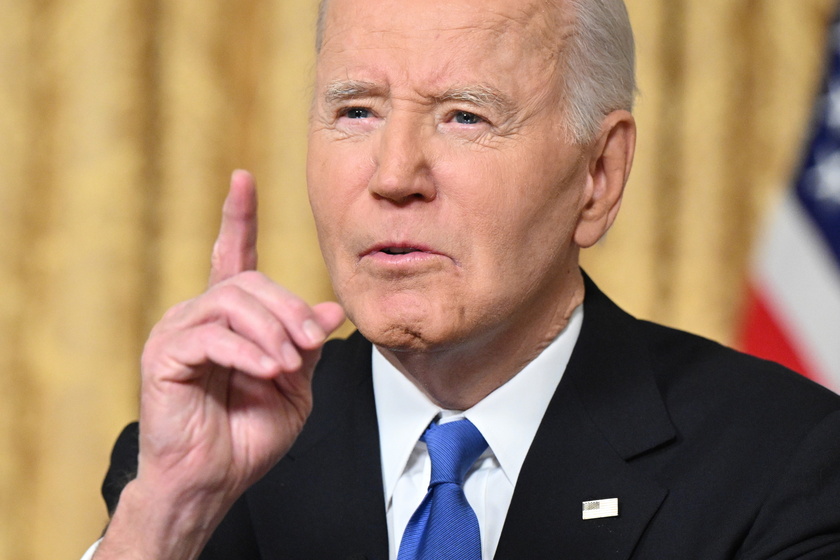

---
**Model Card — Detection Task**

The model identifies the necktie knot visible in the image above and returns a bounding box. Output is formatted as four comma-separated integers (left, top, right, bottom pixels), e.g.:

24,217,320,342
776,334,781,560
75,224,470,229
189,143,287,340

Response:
421,419,488,487
398,418,488,560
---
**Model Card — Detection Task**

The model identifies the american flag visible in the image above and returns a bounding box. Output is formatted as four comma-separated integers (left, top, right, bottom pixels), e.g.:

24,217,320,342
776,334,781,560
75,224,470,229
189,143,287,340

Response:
738,9,840,394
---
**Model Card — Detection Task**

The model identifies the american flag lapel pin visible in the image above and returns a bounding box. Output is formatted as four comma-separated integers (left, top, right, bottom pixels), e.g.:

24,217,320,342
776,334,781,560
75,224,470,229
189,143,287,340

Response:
582,498,619,520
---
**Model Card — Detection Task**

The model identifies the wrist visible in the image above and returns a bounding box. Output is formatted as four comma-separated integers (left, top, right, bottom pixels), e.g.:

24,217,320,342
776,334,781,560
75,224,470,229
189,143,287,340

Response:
95,478,231,560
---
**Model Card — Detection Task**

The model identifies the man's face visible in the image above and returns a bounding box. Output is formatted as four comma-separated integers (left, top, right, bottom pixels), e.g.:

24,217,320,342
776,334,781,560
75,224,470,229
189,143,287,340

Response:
308,0,593,353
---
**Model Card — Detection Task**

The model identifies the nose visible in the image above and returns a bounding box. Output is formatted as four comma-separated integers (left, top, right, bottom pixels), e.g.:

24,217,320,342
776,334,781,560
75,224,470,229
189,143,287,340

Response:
368,113,436,204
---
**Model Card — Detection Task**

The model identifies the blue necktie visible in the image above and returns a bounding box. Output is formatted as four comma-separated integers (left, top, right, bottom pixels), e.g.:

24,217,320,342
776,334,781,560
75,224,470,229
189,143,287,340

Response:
398,418,488,560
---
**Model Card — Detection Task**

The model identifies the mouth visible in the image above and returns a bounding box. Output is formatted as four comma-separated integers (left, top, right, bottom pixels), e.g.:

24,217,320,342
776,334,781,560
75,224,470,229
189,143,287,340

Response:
379,247,424,255
358,242,456,272
364,243,437,257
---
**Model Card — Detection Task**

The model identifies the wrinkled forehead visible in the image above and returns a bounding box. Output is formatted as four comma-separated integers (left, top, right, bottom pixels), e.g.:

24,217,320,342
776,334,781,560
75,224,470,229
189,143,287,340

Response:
317,0,570,62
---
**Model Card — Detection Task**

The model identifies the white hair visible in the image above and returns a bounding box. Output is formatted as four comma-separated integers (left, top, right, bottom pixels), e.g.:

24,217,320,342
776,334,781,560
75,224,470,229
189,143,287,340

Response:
314,0,636,144
563,0,636,143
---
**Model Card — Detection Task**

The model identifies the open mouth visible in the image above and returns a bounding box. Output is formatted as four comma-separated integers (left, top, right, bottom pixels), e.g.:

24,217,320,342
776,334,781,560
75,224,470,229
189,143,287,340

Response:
380,247,422,255
362,242,442,262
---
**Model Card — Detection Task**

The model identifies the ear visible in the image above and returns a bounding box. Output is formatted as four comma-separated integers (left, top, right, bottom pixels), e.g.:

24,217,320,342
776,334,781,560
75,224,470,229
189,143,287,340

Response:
573,110,636,248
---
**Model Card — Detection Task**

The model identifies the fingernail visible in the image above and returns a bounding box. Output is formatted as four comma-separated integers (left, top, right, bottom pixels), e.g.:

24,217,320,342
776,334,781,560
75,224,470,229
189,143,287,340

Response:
281,342,302,369
302,319,326,345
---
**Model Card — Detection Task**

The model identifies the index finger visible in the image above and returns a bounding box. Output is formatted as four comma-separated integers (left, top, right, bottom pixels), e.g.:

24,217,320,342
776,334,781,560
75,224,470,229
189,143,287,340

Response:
209,170,259,287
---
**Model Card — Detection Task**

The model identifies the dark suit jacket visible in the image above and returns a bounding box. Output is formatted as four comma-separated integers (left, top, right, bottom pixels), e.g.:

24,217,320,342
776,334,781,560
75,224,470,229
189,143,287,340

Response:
102,276,840,559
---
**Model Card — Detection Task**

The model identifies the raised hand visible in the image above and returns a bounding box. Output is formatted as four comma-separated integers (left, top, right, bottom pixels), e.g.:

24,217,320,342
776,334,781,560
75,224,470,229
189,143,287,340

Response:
95,171,344,560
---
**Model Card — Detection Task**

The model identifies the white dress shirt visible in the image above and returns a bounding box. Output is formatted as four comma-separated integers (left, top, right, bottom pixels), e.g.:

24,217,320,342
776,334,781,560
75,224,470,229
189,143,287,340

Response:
373,304,583,560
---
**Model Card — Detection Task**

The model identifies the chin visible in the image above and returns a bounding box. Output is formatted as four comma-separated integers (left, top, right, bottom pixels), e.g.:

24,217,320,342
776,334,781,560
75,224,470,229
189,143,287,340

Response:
364,325,435,352
346,298,456,354
351,310,435,351
336,276,483,352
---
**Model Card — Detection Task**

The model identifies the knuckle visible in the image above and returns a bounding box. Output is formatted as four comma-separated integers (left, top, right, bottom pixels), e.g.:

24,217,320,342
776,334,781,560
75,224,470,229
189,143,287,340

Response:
191,333,215,360
140,340,159,369
233,339,259,363
196,323,224,346
237,269,266,286
196,325,237,365
212,283,245,308
140,334,172,377
283,297,311,319
263,316,289,342
160,299,191,322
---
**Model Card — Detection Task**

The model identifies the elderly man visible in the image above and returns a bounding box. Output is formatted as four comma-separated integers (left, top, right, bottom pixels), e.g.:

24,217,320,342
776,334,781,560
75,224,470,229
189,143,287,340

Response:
88,0,840,558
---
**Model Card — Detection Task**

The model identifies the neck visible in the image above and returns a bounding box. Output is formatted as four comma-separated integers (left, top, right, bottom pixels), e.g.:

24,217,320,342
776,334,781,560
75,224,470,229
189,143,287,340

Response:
376,272,585,410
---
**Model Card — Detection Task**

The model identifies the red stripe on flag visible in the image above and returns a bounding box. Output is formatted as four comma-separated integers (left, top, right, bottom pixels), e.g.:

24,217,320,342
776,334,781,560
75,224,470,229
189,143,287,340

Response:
737,283,822,383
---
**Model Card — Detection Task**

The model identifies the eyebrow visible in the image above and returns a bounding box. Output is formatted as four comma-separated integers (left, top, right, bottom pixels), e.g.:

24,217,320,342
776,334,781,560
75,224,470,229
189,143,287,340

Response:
435,85,516,117
323,80,388,105
323,80,515,116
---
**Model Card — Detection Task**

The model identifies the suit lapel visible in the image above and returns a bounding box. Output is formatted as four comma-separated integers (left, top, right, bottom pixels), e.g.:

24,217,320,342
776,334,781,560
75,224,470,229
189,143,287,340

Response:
495,276,674,560
248,333,389,560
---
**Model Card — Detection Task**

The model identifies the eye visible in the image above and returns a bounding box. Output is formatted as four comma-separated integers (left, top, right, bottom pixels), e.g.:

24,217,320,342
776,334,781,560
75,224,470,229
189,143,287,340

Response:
453,111,483,125
343,107,372,119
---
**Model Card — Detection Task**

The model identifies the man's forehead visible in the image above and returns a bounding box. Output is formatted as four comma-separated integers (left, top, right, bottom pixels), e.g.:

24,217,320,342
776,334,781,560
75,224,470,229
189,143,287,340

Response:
319,0,571,53
312,0,578,122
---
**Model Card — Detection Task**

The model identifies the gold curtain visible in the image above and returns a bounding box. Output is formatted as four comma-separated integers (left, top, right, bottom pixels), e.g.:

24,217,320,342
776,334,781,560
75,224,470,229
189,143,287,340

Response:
0,1,835,558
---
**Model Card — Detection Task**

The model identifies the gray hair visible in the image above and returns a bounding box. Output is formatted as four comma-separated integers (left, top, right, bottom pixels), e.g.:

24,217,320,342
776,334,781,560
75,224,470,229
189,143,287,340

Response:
564,0,636,142
315,0,635,144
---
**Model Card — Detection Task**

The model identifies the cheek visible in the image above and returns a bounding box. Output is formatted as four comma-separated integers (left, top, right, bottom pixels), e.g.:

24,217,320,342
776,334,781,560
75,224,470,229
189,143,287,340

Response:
308,137,372,235
444,151,584,287
439,148,578,237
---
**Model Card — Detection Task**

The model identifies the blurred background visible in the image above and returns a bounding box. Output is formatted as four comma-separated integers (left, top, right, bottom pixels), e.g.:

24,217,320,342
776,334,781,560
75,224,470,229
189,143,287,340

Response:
0,0,837,558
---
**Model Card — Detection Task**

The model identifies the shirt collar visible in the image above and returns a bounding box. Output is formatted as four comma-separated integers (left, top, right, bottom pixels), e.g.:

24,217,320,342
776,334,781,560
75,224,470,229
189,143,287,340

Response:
373,304,583,504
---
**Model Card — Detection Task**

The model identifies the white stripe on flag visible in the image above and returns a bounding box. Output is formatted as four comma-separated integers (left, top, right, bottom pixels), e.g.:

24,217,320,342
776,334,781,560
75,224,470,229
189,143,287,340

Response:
755,192,840,390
